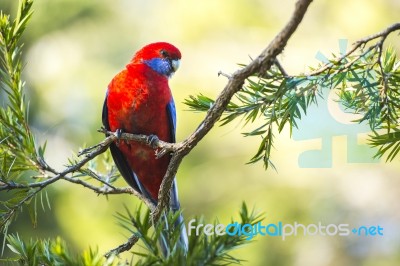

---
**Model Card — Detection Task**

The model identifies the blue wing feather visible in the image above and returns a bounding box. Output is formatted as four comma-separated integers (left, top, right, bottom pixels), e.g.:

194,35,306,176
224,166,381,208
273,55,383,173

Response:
166,99,180,210
166,99,188,249
166,100,176,143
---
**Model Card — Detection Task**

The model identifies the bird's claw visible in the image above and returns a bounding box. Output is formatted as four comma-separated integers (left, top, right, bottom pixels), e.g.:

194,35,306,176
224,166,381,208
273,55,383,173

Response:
155,149,168,159
147,134,159,149
113,129,124,145
115,129,123,139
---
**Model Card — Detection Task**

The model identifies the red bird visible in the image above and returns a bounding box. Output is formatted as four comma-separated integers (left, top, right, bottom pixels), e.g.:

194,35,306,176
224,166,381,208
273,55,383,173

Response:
102,42,188,252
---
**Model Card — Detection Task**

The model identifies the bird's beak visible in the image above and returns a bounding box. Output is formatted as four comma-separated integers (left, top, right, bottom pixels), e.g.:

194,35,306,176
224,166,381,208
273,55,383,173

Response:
171,59,180,72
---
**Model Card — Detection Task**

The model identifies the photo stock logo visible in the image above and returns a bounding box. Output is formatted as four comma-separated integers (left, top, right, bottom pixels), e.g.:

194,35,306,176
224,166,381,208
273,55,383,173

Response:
293,39,379,168
187,219,384,241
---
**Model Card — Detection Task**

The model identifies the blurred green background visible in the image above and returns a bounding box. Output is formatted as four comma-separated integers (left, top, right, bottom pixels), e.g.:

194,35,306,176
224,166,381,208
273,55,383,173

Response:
1,0,400,265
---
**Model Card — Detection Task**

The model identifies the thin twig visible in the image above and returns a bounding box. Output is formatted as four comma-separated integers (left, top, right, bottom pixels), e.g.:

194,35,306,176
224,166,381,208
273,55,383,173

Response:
79,168,118,190
274,59,289,77
218,71,232,79
104,234,140,258
61,176,155,209
308,22,400,76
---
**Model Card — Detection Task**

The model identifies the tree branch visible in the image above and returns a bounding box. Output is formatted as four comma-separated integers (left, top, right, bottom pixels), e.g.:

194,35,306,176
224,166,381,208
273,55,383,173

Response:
0,131,156,228
104,234,140,258
308,22,400,76
151,0,314,222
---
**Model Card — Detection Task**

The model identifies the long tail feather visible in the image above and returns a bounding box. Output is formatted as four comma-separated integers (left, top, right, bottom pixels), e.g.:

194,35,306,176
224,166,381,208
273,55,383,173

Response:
158,179,188,256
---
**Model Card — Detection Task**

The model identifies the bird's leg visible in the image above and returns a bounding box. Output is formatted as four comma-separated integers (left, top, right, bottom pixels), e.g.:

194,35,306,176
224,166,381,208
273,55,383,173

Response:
147,134,160,149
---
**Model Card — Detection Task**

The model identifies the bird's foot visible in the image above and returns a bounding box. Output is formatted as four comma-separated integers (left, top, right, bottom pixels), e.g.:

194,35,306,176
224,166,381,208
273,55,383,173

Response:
115,129,123,139
113,129,124,145
147,134,159,149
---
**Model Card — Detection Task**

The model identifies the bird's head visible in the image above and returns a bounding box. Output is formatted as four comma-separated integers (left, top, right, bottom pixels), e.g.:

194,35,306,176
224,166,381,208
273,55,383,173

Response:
131,42,181,78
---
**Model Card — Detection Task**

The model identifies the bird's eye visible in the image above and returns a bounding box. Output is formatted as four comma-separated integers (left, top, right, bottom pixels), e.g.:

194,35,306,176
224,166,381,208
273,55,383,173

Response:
160,50,169,57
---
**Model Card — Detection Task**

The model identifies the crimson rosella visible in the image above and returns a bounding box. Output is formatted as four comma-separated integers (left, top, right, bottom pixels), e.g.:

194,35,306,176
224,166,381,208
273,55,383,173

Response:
102,42,188,253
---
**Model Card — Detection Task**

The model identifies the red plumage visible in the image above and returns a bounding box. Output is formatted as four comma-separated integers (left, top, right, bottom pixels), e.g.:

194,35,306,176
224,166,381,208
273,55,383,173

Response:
103,42,188,253
104,42,181,201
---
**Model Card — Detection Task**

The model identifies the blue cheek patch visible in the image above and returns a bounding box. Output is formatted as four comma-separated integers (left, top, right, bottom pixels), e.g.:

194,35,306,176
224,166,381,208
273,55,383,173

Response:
144,58,173,77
